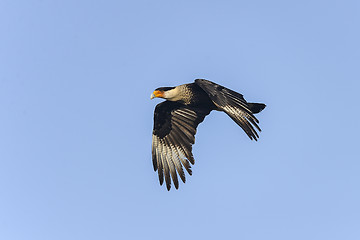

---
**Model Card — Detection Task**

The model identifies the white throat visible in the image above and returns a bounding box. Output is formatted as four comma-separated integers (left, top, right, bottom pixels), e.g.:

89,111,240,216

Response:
163,87,182,101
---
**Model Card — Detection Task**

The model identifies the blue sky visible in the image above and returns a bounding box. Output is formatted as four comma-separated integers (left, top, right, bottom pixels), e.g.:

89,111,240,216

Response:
1,0,359,239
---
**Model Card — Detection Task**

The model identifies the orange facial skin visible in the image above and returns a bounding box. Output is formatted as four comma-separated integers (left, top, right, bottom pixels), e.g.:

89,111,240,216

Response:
151,90,164,99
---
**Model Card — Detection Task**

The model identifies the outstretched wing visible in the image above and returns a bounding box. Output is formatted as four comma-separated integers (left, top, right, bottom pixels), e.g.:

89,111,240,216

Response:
195,79,264,141
152,101,211,190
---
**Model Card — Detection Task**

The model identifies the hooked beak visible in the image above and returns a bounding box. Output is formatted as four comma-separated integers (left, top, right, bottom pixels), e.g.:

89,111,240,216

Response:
150,90,164,100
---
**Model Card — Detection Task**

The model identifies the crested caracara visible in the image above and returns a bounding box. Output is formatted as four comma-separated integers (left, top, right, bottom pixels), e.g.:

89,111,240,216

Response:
151,79,266,190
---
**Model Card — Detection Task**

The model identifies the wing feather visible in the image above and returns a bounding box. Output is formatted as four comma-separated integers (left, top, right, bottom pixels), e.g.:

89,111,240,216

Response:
195,79,263,141
166,133,192,175
163,137,179,189
160,140,171,190
152,101,211,190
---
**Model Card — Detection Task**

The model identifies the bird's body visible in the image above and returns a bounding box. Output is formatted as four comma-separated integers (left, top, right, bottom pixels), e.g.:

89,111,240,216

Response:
151,79,266,190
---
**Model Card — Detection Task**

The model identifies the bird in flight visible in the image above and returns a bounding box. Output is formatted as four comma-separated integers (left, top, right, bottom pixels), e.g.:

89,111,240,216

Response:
150,79,266,190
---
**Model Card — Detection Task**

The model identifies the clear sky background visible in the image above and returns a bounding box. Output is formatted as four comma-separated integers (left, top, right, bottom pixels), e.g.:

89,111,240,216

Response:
1,1,359,239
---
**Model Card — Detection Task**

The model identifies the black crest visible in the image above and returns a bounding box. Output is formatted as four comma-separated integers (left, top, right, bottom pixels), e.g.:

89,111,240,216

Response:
155,87,175,91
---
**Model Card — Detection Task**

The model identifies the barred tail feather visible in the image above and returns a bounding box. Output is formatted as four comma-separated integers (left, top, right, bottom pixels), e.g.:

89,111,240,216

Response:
247,103,266,114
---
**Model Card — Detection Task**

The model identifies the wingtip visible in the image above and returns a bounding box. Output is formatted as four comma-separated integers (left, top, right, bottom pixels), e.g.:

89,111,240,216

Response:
159,174,164,186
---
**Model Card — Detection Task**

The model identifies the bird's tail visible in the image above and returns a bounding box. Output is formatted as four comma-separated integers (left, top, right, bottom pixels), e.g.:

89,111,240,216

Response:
248,103,266,114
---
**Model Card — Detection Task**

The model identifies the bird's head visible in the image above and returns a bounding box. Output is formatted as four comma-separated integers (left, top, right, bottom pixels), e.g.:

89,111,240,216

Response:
150,87,176,100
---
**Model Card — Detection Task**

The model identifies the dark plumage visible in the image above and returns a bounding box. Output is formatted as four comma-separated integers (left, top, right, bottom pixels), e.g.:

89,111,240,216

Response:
150,79,266,190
